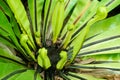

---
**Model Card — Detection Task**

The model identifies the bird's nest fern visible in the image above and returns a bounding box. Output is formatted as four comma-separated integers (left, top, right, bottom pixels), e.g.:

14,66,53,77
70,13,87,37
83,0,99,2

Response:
0,0,120,80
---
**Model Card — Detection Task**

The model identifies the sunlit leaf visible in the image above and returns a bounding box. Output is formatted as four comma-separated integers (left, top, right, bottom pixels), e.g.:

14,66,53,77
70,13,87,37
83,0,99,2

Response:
0,62,25,79
78,14,120,56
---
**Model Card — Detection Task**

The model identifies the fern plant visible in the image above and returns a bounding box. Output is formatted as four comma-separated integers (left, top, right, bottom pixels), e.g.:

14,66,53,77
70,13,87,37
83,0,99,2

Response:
0,0,120,80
